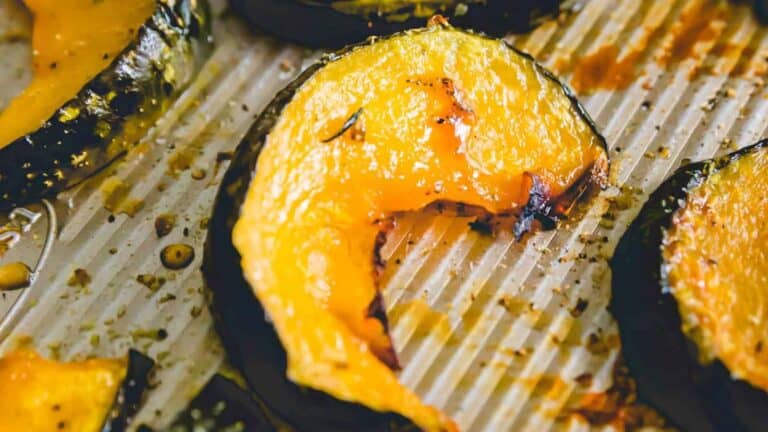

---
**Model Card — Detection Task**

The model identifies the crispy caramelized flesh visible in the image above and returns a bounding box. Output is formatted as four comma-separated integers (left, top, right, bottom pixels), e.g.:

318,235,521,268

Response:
663,147,768,392
234,27,606,431
0,0,155,147
0,350,126,432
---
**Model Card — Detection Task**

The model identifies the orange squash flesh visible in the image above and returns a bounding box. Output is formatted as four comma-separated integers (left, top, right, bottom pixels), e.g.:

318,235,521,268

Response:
233,27,606,431
0,349,126,432
0,0,155,148
663,148,768,392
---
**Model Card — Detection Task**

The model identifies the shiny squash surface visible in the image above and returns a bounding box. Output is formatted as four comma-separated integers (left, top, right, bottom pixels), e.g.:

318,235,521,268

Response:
611,141,768,432
206,22,607,431
0,0,211,210
0,349,153,432
230,0,560,47
0,0,154,147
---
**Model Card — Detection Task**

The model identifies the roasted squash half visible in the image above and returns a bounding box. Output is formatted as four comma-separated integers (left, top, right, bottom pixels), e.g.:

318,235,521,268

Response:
204,21,607,432
0,0,211,211
610,141,768,432
230,0,560,47
0,348,153,432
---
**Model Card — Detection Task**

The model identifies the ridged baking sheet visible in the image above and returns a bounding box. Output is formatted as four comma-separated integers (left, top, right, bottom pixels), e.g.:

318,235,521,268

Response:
1,0,766,430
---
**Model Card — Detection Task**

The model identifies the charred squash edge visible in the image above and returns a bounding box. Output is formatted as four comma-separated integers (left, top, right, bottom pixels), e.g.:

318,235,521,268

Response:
0,0,212,211
229,0,560,48
204,24,606,431
609,141,768,432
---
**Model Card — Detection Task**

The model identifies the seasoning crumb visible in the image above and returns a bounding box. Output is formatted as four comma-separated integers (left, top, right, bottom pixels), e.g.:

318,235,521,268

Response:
137,274,166,292
131,328,168,342
67,268,91,288
154,213,176,238
497,296,526,315
199,217,210,230
570,298,590,318
191,167,206,180
158,293,177,304
279,59,295,73
160,244,195,270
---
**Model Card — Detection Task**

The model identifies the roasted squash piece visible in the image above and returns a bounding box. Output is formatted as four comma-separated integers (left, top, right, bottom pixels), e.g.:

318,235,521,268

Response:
0,349,153,432
0,0,211,210
611,141,768,432
205,22,606,431
230,0,560,47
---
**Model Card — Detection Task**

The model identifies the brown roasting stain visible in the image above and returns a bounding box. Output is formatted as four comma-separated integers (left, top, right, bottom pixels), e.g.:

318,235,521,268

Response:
656,0,729,66
563,0,737,94
570,45,644,94
389,299,452,343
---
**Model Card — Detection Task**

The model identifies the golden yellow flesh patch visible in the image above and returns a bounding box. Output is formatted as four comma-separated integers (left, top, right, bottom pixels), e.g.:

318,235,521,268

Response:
663,148,768,391
0,0,155,148
234,28,604,431
0,349,126,432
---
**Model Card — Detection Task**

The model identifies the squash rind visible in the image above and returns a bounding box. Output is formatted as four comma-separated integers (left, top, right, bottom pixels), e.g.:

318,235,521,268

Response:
102,349,155,432
160,374,277,431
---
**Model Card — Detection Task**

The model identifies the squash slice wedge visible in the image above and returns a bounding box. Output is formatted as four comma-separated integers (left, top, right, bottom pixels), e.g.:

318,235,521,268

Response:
205,22,607,431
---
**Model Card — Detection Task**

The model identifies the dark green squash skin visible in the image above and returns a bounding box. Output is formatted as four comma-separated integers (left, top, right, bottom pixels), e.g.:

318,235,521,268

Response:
102,349,155,432
0,0,212,211
229,0,560,48
154,374,276,431
202,25,606,432
609,141,768,432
